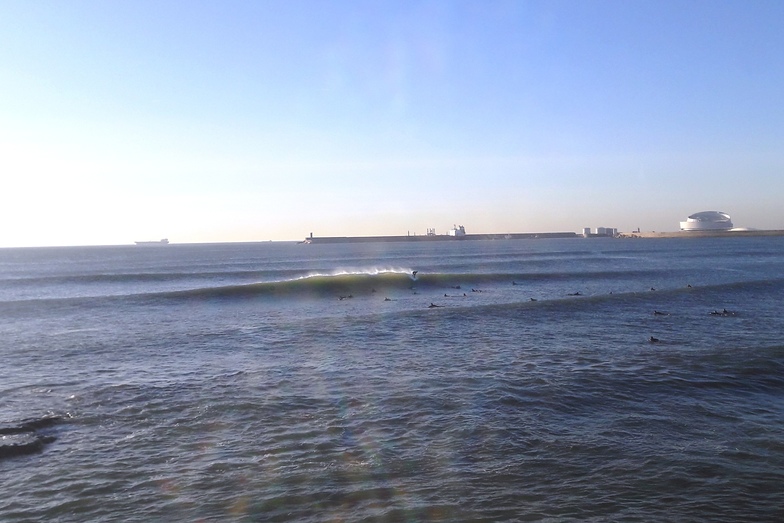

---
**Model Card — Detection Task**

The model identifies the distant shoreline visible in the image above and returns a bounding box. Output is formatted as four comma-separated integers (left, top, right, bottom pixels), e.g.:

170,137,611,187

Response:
305,229,784,244
619,230,784,239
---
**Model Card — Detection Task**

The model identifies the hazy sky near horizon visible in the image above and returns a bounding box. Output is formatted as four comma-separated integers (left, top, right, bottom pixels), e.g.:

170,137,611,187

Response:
1,0,783,246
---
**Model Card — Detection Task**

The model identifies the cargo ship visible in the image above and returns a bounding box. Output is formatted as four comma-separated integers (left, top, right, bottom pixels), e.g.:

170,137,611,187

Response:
134,239,169,245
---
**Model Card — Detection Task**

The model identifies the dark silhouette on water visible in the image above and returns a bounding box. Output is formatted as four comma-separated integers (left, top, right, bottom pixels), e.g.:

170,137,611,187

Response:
711,308,735,316
0,416,63,460
649,336,660,343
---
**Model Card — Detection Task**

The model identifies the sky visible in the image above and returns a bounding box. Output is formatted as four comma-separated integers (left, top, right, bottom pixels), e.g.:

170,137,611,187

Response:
1,0,783,246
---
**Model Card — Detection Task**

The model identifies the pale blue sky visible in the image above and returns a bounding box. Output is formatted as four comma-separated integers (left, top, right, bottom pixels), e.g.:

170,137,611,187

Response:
1,0,782,246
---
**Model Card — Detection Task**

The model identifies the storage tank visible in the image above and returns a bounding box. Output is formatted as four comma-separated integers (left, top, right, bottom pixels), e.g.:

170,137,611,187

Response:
680,211,733,231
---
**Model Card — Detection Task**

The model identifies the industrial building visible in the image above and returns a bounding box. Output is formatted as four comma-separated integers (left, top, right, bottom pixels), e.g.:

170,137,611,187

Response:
582,227,618,238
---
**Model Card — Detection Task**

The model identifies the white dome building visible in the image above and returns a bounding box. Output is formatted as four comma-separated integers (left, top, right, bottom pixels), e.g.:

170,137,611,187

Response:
680,211,733,231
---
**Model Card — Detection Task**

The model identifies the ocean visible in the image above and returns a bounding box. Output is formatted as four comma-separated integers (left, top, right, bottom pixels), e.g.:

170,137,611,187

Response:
1,237,783,522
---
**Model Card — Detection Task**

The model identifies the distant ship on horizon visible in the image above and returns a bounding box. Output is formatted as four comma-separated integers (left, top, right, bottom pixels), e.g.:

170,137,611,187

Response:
135,239,169,245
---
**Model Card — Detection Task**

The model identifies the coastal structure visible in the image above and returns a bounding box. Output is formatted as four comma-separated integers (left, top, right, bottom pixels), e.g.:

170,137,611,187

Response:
582,227,618,238
679,211,733,232
304,228,577,244
447,225,466,237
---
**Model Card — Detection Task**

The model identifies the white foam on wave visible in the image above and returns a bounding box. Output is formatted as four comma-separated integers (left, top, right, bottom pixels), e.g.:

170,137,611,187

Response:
298,267,414,280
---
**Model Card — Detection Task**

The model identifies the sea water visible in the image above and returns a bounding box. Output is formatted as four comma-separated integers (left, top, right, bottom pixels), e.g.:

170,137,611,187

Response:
1,237,783,522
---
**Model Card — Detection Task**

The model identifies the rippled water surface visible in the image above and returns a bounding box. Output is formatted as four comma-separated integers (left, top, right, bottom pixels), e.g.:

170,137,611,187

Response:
2,238,783,521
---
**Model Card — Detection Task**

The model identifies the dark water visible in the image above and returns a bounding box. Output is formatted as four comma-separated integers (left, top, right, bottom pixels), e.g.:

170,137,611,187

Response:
1,238,783,521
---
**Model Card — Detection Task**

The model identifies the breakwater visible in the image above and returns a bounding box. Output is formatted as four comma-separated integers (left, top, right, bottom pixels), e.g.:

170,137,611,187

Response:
305,232,578,244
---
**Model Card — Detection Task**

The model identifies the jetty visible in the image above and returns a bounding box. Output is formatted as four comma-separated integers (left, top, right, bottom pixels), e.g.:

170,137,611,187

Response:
303,231,578,244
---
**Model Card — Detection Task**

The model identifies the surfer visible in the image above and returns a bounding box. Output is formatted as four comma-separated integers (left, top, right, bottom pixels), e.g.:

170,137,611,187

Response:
428,303,441,308
384,297,391,301
715,308,734,316
568,291,581,296
653,310,668,316
649,336,660,343
412,270,418,277
530,297,537,302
